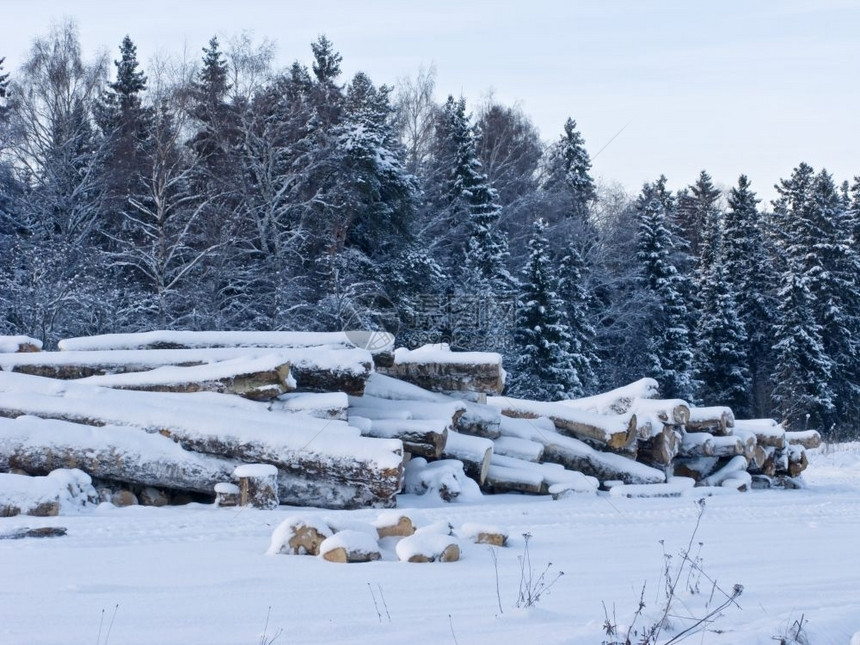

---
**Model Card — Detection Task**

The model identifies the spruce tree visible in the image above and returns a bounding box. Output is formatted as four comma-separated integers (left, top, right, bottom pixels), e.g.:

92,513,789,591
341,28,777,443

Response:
542,117,596,221
635,178,696,401
509,218,581,400
557,248,600,395
722,175,775,416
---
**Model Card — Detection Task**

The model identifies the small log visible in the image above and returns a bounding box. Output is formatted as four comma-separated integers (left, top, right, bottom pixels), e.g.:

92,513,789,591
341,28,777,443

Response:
686,406,735,435
488,396,637,453
775,445,808,478
374,514,416,538
629,399,691,426
483,463,544,495
709,435,746,458
396,533,460,563
358,418,449,459
734,419,786,449
214,483,241,507
0,526,66,540
268,516,333,555
347,394,465,427
0,336,42,353
785,430,822,450
233,464,279,510
673,457,720,482
679,432,715,458
269,392,348,420
492,436,544,462
320,530,382,563
441,431,493,485
699,456,749,487
377,346,505,395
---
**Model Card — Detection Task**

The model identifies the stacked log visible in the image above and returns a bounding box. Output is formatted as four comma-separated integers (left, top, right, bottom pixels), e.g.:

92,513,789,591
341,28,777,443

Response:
0,333,818,514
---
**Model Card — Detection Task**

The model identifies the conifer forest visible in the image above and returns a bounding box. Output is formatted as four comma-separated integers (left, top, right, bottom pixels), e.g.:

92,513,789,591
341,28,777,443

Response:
1,22,859,438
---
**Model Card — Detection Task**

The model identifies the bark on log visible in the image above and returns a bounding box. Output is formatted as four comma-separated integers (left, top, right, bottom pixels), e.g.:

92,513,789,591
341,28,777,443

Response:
489,396,637,453
441,431,493,486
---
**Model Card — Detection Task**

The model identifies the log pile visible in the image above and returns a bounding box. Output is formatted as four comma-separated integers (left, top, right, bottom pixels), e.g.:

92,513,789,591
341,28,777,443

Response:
0,332,816,515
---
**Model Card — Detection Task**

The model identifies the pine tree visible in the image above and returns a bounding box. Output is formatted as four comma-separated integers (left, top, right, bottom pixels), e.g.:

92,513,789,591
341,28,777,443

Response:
509,219,582,400
0,56,9,120
635,178,696,401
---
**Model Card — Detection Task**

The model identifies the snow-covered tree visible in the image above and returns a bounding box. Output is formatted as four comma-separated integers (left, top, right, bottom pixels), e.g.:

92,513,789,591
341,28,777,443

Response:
542,118,596,221
635,177,696,401
508,218,582,400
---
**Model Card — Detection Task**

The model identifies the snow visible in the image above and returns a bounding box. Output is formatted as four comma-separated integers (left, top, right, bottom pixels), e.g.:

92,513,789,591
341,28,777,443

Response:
232,464,278,479
457,522,506,541
403,458,482,502
558,377,660,414
0,468,96,514
271,392,348,419
392,344,502,366
0,335,42,353
58,330,394,353
1,445,860,642
213,483,239,494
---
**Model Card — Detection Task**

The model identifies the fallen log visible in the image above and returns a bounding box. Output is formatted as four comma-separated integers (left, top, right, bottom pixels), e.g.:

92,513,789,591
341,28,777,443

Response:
686,406,735,435
0,372,404,509
488,395,637,453
441,431,493,485
700,456,750,490
775,445,808,478
0,468,95,517
0,415,237,494
0,346,374,395
76,356,294,401
376,345,505,395
233,464,279,510
679,432,716,458
347,394,465,427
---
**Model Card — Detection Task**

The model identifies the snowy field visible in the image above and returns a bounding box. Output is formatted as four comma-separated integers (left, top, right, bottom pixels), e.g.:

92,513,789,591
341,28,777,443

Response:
2,445,859,645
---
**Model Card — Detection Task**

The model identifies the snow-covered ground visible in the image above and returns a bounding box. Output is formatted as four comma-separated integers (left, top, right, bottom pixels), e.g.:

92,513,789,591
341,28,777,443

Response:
2,445,859,645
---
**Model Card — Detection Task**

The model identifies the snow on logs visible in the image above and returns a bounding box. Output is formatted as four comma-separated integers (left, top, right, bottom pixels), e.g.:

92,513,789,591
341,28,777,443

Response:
0,346,374,396
0,372,403,509
488,395,638,453
0,336,42,354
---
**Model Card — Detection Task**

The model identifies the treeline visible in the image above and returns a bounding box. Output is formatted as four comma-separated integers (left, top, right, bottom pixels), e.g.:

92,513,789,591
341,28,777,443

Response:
0,22,858,437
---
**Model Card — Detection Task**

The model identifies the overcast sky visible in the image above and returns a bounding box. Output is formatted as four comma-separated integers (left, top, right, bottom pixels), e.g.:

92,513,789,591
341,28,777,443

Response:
4,0,858,202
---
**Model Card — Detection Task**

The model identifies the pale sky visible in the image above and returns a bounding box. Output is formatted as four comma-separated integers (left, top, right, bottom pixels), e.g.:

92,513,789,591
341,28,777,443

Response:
4,0,859,203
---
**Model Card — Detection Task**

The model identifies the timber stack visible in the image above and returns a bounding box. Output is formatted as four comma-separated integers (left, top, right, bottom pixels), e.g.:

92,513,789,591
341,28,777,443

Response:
0,332,816,516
